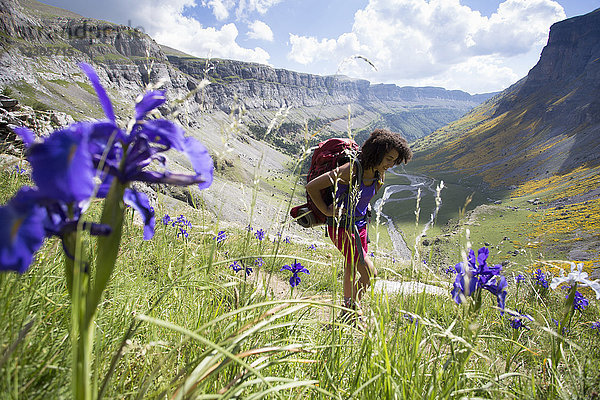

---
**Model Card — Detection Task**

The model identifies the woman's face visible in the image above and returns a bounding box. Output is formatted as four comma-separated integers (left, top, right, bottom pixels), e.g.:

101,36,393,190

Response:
376,149,400,173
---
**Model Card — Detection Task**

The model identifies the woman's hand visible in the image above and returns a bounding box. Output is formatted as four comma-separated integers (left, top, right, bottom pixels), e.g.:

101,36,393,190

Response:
306,162,352,217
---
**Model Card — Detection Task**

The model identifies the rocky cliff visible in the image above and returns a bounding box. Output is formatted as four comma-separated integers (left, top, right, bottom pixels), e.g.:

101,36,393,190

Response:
413,7,600,186
0,0,493,144
0,0,494,229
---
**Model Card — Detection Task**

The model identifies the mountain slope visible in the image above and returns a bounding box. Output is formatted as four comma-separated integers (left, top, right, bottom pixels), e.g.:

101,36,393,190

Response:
410,8,600,268
0,0,495,144
0,0,496,231
412,8,600,189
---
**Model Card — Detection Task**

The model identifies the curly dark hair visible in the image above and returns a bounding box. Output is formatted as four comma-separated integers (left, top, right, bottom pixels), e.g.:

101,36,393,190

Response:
359,129,413,171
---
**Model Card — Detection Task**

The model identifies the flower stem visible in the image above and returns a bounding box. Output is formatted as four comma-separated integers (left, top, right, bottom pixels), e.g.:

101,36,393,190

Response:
68,229,92,400
87,179,127,319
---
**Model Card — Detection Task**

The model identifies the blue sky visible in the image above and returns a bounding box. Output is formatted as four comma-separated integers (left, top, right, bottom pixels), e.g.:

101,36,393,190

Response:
39,0,599,94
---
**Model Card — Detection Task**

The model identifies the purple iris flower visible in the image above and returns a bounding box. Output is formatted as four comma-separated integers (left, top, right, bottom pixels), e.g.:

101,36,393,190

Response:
254,229,265,241
0,188,47,273
230,261,242,272
571,290,589,312
214,230,227,244
1,63,215,274
591,321,600,334
533,269,549,289
255,257,264,267
509,310,533,330
281,260,310,287
451,247,507,310
516,274,525,283
79,63,213,191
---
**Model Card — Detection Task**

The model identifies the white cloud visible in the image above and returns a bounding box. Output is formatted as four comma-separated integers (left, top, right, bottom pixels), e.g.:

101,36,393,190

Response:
206,0,233,21
131,0,271,63
288,0,566,93
202,0,283,20
247,20,274,41
234,0,283,18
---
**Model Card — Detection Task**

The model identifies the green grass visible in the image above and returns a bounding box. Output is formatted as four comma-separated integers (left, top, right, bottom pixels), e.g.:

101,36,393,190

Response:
1,159,599,399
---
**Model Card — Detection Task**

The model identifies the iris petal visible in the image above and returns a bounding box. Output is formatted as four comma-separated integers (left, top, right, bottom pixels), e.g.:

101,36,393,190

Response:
135,90,166,121
13,126,35,147
133,119,185,150
123,189,155,240
28,125,95,203
79,62,116,123
183,137,214,190
0,188,47,274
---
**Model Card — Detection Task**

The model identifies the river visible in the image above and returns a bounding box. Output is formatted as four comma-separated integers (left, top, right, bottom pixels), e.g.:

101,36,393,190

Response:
374,168,438,260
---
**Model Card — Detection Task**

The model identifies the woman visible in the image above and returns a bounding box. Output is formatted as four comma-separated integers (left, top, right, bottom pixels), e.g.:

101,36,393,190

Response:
306,129,413,320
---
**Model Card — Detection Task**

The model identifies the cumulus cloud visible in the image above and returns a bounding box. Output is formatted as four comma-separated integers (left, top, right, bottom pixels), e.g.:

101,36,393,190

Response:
247,20,274,41
288,0,566,92
202,0,283,20
206,0,233,21
132,0,271,63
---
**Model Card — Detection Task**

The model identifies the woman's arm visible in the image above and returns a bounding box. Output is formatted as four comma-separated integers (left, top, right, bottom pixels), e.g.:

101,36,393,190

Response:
306,162,352,217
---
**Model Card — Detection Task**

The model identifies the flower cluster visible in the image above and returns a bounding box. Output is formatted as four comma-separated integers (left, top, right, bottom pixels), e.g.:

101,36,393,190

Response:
214,230,226,244
230,260,252,276
515,274,525,283
451,247,507,310
1,63,213,274
162,214,192,238
281,260,310,287
172,215,192,238
442,265,456,276
532,269,549,289
254,228,265,241
508,310,533,330
403,313,419,326
571,290,589,312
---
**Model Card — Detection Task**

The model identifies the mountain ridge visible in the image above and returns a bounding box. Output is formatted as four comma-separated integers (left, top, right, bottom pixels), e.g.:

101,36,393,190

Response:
0,0,496,143
412,7,600,188
410,7,600,266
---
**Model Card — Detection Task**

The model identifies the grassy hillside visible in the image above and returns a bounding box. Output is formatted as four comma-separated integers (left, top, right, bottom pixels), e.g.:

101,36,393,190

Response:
2,151,600,399
406,81,600,277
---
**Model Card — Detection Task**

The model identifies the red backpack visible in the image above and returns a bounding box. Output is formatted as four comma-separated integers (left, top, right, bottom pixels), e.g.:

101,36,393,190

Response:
290,138,359,228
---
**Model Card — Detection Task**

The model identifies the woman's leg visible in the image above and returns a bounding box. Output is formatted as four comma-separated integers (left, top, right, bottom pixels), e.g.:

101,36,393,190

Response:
355,255,377,302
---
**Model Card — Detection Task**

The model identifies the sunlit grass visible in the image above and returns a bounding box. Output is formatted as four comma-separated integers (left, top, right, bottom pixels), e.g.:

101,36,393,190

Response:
2,156,599,398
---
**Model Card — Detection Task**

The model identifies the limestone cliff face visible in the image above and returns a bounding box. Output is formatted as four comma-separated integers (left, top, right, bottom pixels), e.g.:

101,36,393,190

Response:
527,8,600,88
496,8,600,128
0,0,493,145
168,55,488,114
414,7,600,189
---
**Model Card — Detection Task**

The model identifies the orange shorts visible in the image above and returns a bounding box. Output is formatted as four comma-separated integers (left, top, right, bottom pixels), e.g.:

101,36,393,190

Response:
327,224,368,266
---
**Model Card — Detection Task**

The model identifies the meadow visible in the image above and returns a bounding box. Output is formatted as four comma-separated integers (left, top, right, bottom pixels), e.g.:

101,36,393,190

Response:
1,64,600,400
2,147,600,399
